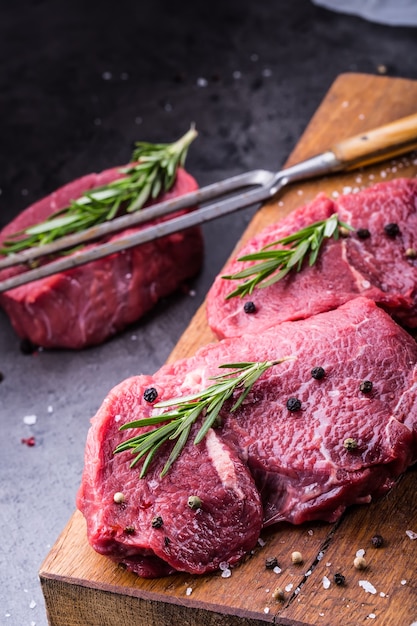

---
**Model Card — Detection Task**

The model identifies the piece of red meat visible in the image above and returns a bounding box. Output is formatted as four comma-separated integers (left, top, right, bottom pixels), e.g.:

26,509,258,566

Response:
77,297,417,577
206,178,417,339
0,167,203,349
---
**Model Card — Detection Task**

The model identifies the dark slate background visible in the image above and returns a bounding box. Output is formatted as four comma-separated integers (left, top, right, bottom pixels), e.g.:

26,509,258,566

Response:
0,1,416,624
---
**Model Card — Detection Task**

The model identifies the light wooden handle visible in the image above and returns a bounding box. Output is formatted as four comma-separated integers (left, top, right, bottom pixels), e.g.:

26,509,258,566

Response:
331,112,417,169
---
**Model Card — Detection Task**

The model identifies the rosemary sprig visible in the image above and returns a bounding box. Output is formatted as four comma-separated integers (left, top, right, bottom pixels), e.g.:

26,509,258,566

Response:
222,213,353,299
0,126,197,255
114,357,293,478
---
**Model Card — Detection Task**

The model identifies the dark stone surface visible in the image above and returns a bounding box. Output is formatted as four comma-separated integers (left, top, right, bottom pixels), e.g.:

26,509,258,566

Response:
0,1,416,623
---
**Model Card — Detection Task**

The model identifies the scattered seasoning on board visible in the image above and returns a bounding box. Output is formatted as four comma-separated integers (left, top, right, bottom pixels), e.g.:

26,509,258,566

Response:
371,534,384,548
291,551,303,564
354,556,367,570
384,222,400,237
334,572,346,586
113,492,125,504
286,397,302,412
151,515,164,528
143,387,158,403
356,228,371,240
272,587,285,602
243,301,257,314
360,380,373,394
311,366,325,380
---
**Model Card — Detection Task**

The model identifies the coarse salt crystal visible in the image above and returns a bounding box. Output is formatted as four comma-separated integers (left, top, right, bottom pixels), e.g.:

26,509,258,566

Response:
185,587,193,596
221,568,231,578
308,529,314,536
29,600,37,609
356,548,365,558
326,562,331,567
401,579,407,585
47,405,53,413
258,537,266,547
332,191,340,198
114,414,121,423
322,576,331,589
273,566,282,574
317,551,324,561
285,583,293,592
359,580,377,594
219,561,229,571
406,529,417,540
23,415,37,425
380,591,386,597
305,569,312,576
264,607,270,614
368,614,376,619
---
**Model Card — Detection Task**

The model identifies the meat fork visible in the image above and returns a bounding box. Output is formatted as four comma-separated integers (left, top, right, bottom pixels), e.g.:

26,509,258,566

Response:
1,111,417,293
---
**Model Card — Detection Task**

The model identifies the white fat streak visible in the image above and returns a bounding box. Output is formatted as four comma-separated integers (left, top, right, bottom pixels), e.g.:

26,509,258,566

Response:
206,430,244,499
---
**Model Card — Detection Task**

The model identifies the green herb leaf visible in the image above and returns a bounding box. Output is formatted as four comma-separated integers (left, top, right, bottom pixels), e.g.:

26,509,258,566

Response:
0,126,197,256
223,213,353,299
114,357,294,478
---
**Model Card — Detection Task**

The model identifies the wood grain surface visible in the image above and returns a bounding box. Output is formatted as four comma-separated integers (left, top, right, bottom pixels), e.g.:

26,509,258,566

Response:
40,73,417,626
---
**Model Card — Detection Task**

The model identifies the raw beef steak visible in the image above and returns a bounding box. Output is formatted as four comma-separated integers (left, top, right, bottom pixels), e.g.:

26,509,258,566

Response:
206,178,417,339
77,297,417,577
0,167,203,349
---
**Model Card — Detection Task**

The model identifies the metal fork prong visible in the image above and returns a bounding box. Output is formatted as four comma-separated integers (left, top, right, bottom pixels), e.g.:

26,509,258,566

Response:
0,169,274,270
0,181,277,293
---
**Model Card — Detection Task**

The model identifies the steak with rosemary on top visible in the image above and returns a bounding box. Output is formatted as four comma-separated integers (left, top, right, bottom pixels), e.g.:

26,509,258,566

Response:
206,178,417,339
0,167,203,349
77,297,417,577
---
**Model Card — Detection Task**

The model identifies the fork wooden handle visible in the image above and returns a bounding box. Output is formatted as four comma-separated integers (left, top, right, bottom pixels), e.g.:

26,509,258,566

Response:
331,112,417,169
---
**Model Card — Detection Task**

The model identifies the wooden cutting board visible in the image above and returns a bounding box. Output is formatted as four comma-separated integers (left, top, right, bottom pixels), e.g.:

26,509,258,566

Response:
40,73,417,626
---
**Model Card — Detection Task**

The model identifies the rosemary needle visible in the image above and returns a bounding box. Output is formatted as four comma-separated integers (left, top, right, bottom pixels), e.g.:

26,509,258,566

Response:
0,126,197,255
114,357,293,478
222,213,353,299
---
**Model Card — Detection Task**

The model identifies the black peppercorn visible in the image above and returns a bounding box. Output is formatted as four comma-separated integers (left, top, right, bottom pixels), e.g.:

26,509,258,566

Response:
151,515,164,528
243,301,257,314
265,556,279,570
20,338,37,355
334,572,346,586
311,366,325,380
164,536,171,546
384,222,400,237
356,228,371,240
360,380,373,394
286,397,302,412
0,371,4,383
124,526,135,535
144,387,158,403
371,534,384,548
